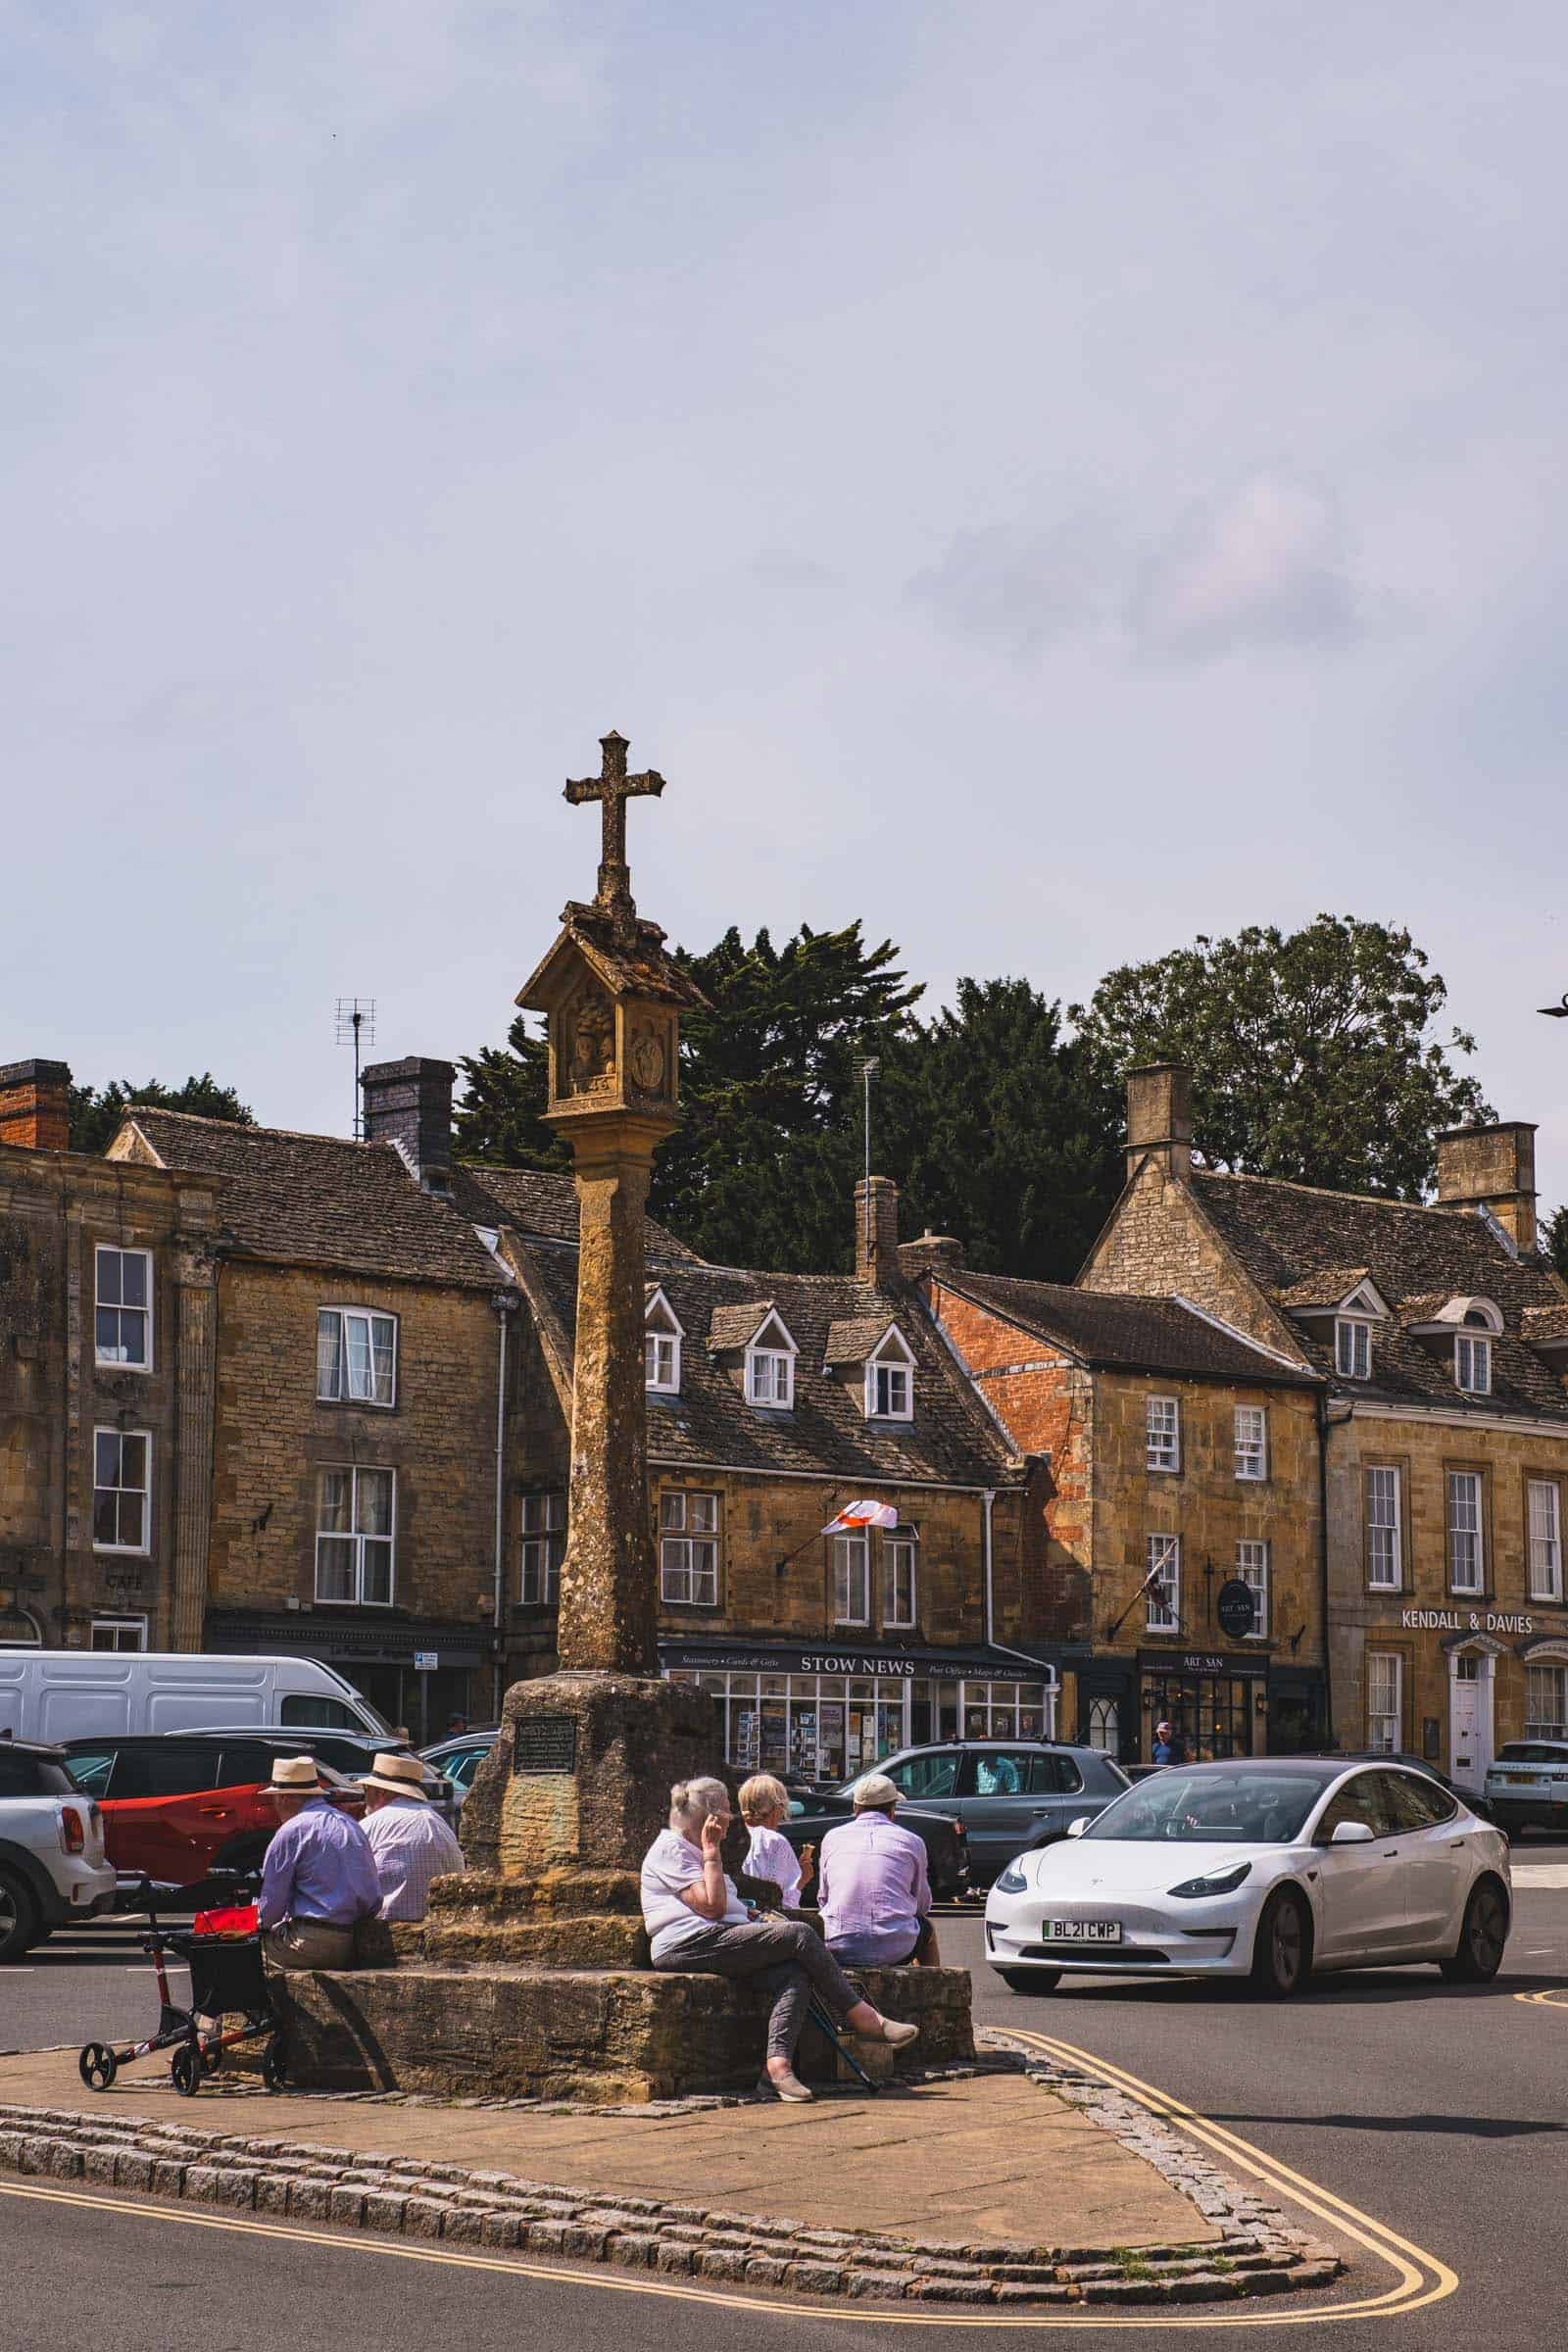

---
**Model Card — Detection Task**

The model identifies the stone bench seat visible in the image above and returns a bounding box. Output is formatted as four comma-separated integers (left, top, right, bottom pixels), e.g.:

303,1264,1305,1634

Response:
270,1960,973,2103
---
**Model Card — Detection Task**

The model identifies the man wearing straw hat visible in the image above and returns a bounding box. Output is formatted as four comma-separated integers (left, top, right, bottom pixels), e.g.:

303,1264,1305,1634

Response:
359,1751,466,1924
257,1755,381,1972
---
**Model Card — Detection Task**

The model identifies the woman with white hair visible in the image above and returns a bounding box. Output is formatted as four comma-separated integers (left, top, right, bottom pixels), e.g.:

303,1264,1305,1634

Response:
640,1775,917,2101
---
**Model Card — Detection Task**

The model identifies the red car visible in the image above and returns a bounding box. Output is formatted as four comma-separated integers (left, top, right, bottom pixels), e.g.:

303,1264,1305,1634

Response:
64,1734,364,1895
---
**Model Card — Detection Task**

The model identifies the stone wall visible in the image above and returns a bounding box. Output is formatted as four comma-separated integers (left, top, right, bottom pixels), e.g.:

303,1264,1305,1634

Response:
1079,1160,1300,1357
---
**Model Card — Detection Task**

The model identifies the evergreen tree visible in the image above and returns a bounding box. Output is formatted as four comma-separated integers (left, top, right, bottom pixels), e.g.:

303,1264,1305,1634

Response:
1072,914,1493,1200
1542,1202,1568,1281
69,1073,255,1155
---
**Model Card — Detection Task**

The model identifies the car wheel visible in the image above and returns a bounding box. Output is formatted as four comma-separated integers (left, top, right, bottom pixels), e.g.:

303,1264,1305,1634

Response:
1249,1887,1310,1998
998,1968,1061,1994
0,1869,39,1963
1440,1876,1509,1984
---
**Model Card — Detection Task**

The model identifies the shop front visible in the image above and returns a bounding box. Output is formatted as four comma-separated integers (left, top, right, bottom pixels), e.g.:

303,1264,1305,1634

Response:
1137,1647,1270,1760
661,1638,1060,1780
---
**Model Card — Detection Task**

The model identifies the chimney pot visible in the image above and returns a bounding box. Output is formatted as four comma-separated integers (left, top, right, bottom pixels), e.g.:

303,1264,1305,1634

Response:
0,1058,72,1154
897,1231,965,1281
361,1056,455,1187
1124,1061,1193,1184
1435,1121,1538,1253
855,1175,901,1290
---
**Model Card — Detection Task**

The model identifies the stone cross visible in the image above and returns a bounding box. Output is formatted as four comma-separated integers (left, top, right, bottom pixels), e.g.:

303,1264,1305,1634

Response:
564,730,664,921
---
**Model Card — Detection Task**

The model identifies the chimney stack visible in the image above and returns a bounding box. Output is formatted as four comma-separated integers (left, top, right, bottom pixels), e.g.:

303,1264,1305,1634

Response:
1435,1121,1538,1253
0,1059,71,1153
361,1057,455,1189
1125,1061,1193,1184
855,1175,901,1291
897,1231,965,1283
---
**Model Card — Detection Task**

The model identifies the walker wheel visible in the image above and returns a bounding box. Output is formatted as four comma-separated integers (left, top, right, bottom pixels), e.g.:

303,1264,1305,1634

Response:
170,2044,203,2098
78,2042,117,2092
260,2034,288,2091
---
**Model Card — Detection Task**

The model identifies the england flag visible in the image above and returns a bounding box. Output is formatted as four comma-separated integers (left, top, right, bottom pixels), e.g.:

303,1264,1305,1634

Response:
821,1499,900,1535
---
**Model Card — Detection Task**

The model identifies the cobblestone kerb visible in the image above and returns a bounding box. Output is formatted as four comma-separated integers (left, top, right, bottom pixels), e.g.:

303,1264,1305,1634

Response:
0,2061,1343,2310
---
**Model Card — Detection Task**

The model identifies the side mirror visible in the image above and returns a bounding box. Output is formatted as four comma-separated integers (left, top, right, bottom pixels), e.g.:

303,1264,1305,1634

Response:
1066,1816,1091,1838
1328,1820,1375,1846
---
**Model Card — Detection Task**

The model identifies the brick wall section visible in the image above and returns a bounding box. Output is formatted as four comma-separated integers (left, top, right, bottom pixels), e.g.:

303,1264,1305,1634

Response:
0,1061,71,1154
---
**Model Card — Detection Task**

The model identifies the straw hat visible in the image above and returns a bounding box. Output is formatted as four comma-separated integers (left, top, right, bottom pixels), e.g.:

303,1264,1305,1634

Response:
360,1751,429,1800
267,1755,325,1795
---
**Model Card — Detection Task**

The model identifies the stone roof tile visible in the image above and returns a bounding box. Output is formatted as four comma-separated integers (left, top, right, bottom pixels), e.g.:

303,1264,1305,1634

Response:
938,1271,1315,1385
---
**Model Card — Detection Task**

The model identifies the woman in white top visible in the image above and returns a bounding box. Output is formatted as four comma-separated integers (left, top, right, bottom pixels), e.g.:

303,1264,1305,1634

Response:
640,1775,917,2102
739,1773,812,1911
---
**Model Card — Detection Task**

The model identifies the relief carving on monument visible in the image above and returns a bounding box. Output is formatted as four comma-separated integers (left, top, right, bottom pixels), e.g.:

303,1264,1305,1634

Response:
564,982,616,1096
627,1017,671,1099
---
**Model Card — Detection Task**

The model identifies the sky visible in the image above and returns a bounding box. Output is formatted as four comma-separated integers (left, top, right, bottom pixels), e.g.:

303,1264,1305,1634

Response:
7,3,1568,1203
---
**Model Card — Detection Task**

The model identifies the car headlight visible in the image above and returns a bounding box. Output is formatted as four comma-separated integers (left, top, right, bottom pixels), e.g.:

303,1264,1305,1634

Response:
994,1861,1030,1894
1167,1862,1252,1899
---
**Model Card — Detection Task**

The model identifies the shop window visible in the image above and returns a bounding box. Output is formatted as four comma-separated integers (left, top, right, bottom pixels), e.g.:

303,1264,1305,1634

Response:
660,1490,719,1605
92,1430,151,1555
1528,1481,1563,1602
95,1245,152,1369
1446,1471,1485,1595
1145,1535,1180,1632
1336,1318,1371,1380
519,1491,566,1605
315,1466,395,1605
882,1528,917,1627
1146,1396,1180,1473
317,1307,397,1406
1366,1652,1402,1753
1234,1405,1267,1481
1526,1663,1568,1741
1366,1466,1401,1591
1235,1540,1269,1638
833,1533,870,1626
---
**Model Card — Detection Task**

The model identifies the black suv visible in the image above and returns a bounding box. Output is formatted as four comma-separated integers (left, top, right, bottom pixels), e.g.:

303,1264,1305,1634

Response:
792,1740,1130,1886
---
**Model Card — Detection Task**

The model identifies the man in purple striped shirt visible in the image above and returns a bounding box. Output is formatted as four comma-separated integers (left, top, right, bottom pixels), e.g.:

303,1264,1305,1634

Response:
816,1775,943,1967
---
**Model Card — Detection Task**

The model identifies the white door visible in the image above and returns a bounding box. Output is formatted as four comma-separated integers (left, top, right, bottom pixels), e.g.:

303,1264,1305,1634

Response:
1449,1654,1494,1789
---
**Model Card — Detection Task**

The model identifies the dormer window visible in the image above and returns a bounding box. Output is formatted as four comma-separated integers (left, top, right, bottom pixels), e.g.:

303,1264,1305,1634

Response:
864,1327,915,1421
644,1288,684,1395
1455,1332,1492,1395
1336,1319,1371,1380
744,1310,797,1409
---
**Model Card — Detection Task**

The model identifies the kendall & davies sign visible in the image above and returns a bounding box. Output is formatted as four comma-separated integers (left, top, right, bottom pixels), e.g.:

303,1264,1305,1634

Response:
1400,1608,1535,1636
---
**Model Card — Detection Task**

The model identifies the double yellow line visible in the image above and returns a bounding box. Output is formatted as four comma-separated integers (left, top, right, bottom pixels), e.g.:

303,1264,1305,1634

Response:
0,2036,1455,2332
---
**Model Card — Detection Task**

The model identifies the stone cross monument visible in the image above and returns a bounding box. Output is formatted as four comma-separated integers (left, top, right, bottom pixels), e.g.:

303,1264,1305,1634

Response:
456,732,713,1942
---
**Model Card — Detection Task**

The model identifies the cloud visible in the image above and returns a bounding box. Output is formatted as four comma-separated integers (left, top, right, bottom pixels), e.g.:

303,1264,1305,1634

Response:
906,519,1106,661
1129,472,1359,659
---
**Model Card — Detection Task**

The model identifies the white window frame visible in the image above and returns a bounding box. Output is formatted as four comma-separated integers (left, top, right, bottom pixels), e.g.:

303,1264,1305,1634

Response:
1145,1534,1180,1632
1525,1661,1568,1741
94,1245,153,1372
314,1465,396,1606
863,1328,915,1422
1234,1404,1267,1482
745,1313,798,1409
1366,1464,1402,1592
1235,1540,1270,1639
644,1290,684,1395
883,1527,917,1628
1454,1333,1492,1396
1146,1396,1180,1474
91,1428,152,1556
1446,1470,1485,1595
90,1616,148,1651
1528,1480,1563,1603
660,1489,720,1606
1367,1651,1402,1753
1336,1318,1371,1380
519,1491,566,1605
833,1533,870,1626
317,1306,398,1407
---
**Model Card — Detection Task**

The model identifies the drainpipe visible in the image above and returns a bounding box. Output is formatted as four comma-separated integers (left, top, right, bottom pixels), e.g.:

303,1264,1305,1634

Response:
1316,1395,1354,1749
491,1293,517,1717
981,1483,1062,1734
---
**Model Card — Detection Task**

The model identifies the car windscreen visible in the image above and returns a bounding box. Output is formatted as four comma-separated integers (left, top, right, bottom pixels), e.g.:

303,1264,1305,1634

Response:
1082,1766,1342,1843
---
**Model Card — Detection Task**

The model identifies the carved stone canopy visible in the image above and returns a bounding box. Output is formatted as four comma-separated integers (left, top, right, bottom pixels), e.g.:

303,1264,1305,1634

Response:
517,901,709,1131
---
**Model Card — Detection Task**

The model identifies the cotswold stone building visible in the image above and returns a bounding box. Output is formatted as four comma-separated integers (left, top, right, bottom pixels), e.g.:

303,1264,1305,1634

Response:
1081,1064,1568,1775
912,1256,1326,1762
0,1060,219,1655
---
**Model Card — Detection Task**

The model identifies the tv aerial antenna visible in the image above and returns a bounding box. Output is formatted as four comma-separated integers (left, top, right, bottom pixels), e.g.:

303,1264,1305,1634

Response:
335,998,376,1139
852,1051,881,1257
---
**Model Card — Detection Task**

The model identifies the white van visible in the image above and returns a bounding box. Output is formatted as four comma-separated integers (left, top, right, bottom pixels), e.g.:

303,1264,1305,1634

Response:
0,1651,391,1746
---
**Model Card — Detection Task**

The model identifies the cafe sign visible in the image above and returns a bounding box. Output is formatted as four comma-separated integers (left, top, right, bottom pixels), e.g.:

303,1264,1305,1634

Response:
1400,1608,1535,1637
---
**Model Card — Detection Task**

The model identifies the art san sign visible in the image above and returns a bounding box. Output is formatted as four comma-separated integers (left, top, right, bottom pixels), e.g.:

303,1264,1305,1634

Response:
1400,1608,1536,1637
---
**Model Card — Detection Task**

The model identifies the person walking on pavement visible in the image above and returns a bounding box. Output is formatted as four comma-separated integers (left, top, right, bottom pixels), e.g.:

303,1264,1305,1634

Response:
1152,1721,1188,1768
257,1756,380,1971
360,1752,465,1923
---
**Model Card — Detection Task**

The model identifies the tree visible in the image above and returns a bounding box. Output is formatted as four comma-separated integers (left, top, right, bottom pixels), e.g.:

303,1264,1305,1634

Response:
69,1073,255,1155
1542,1203,1568,1281
878,978,1124,1281
456,922,922,1270
1071,915,1494,1200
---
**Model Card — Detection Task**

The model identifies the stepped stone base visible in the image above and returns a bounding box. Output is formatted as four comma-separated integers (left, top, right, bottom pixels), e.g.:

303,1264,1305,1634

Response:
272,1963,974,2104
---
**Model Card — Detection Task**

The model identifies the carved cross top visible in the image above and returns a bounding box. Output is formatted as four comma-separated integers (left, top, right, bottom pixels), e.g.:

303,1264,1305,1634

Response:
564,730,664,916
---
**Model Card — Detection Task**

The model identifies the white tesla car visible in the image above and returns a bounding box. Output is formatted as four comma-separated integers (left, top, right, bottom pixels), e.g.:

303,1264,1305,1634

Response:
984,1757,1510,1998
